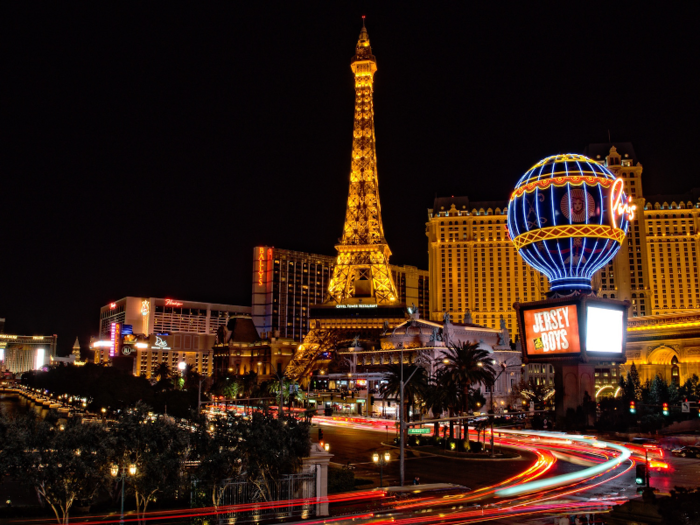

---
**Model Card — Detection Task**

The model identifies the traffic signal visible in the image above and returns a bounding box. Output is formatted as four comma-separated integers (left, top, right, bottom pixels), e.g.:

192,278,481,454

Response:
662,403,669,416
635,463,646,486
630,401,636,414
318,428,324,441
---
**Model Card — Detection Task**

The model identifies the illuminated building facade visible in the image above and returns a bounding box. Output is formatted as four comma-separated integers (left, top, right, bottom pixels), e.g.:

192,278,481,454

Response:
426,196,548,340
428,143,699,345
584,143,699,316
252,246,429,342
96,297,250,378
93,330,217,378
0,333,57,374
212,315,297,380
99,297,250,338
642,190,700,313
287,23,409,381
624,311,700,385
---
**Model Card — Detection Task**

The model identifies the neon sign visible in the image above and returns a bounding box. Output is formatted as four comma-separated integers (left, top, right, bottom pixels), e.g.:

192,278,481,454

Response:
151,336,171,350
258,247,265,286
507,154,631,292
610,178,636,228
141,299,150,316
165,299,183,307
110,302,117,309
110,322,121,357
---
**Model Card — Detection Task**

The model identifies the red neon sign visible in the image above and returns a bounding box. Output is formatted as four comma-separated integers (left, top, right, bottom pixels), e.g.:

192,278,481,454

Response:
165,299,183,307
110,302,117,309
610,178,636,228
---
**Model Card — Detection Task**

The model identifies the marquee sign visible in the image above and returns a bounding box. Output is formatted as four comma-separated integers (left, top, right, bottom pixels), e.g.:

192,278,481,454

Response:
523,304,580,356
515,295,628,363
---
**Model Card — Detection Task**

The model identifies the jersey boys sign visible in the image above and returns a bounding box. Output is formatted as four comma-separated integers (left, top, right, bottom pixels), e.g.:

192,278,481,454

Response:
523,305,580,356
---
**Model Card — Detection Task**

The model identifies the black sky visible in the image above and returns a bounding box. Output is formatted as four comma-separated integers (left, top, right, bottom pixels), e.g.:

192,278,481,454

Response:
3,2,700,354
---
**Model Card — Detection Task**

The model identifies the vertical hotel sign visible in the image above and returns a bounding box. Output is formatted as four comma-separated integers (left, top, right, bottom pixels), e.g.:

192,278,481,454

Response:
110,322,122,357
257,247,273,289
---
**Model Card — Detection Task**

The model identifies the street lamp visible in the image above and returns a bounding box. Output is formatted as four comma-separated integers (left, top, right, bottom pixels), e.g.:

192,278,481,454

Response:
399,347,421,487
489,361,511,457
324,442,330,452
372,451,391,488
111,463,137,524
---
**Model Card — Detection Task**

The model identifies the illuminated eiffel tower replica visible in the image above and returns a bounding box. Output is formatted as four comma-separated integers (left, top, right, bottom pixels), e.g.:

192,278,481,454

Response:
286,21,407,382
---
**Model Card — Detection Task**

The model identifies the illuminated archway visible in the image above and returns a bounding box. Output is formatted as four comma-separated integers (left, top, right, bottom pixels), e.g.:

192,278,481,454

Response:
646,346,680,366
596,385,613,398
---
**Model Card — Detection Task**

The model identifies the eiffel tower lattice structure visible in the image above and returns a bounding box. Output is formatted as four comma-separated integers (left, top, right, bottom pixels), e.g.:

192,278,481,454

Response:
286,21,401,382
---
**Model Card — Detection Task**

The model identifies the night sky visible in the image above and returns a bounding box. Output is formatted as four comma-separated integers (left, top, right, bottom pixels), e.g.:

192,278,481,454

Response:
4,3,699,354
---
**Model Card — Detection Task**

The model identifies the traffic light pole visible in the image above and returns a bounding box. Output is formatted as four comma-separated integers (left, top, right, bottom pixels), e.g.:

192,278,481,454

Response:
645,450,650,488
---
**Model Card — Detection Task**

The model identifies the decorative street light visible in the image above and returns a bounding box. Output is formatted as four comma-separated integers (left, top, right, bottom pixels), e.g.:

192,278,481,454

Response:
489,359,516,457
372,451,391,488
111,463,137,524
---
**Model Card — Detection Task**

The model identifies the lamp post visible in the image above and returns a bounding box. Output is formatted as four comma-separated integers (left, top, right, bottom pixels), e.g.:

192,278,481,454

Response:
110,463,137,524
399,347,420,487
372,451,391,488
488,360,517,457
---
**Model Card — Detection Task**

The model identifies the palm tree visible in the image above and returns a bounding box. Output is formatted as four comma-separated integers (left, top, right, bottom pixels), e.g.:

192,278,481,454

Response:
380,363,428,426
155,362,171,382
424,369,452,437
439,341,496,447
154,362,173,391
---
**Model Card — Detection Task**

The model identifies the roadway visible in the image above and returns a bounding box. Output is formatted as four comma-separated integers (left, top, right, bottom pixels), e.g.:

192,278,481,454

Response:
315,422,558,491
311,417,695,524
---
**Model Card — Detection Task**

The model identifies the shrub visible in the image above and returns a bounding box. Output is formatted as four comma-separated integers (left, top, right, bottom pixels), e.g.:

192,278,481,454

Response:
328,467,355,494
469,440,483,453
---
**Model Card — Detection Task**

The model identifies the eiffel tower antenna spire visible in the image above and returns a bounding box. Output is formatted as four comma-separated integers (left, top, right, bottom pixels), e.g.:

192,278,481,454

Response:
326,20,398,305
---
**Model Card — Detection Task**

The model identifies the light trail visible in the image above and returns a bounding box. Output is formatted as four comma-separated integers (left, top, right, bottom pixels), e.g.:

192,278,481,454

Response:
495,431,631,497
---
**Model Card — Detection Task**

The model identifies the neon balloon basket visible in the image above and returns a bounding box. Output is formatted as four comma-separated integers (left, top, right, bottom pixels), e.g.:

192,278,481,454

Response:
507,154,635,293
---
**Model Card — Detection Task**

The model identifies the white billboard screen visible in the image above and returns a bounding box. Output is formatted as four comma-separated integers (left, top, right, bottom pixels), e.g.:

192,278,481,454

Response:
35,348,45,369
586,306,624,353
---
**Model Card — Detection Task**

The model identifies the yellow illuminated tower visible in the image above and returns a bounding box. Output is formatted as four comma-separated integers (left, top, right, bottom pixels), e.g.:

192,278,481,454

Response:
326,20,399,305
286,21,404,381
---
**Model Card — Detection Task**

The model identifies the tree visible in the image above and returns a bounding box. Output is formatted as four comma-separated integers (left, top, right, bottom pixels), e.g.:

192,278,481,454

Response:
668,380,682,406
0,416,111,524
154,362,174,391
681,374,700,401
194,413,245,509
183,364,203,392
512,378,555,410
238,413,311,501
629,363,643,401
268,378,305,410
649,375,669,406
111,405,191,524
223,379,242,400
379,363,428,425
423,369,451,436
439,341,496,415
